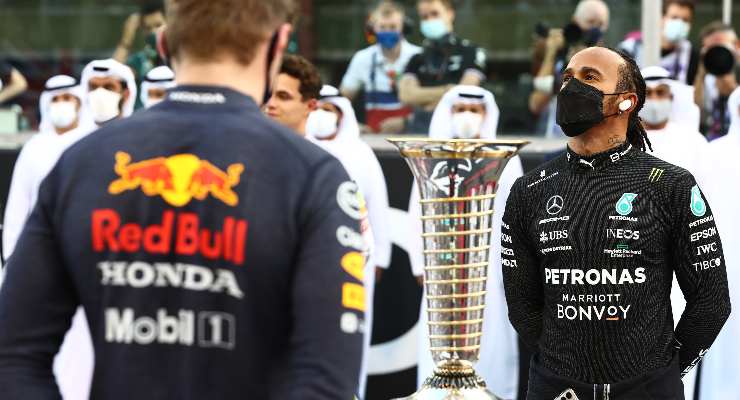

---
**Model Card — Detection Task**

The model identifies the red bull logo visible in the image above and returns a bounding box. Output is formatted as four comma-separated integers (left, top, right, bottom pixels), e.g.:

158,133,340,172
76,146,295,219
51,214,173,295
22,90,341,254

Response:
109,152,244,207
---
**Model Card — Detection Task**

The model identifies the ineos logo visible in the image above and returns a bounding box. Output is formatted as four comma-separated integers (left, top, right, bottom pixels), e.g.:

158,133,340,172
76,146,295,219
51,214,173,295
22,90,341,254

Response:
546,195,564,215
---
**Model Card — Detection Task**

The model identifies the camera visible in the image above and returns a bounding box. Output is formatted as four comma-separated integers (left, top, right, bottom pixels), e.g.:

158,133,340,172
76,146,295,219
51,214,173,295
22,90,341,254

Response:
703,45,736,76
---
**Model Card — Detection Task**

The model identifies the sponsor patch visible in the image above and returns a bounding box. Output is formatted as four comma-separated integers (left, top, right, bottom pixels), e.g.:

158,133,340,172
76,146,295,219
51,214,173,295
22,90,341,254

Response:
690,185,707,217
342,282,366,312
341,252,365,281
109,152,244,207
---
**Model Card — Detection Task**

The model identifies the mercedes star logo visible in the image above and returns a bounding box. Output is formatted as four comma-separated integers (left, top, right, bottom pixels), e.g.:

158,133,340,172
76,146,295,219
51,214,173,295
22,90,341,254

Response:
546,195,564,215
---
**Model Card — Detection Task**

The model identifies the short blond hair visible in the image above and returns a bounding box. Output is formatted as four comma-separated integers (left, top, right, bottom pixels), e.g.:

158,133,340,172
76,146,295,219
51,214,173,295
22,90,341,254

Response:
166,0,298,65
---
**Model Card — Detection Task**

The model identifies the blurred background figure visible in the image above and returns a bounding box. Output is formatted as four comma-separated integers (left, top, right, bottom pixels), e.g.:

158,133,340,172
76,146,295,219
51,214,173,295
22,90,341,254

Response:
140,65,175,109
693,22,739,141
0,61,28,106
399,0,487,133
529,0,610,137
112,1,166,87
340,1,421,134
640,66,706,177
619,0,699,85
306,84,391,398
697,86,740,400
407,85,522,400
640,66,708,400
2,75,94,400
265,54,321,136
80,58,137,126
4,76,90,259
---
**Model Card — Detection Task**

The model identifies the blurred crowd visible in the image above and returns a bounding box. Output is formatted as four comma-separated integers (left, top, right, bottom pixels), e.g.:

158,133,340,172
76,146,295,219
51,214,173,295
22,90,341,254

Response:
0,0,739,399
0,0,738,140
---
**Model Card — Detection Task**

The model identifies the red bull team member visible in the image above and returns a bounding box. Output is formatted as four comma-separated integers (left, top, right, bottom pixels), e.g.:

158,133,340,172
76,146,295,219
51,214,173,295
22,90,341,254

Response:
502,47,730,399
0,1,365,399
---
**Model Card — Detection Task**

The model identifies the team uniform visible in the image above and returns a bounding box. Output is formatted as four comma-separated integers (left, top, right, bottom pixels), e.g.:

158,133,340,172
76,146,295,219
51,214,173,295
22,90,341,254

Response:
502,143,730,399
0,85,365,399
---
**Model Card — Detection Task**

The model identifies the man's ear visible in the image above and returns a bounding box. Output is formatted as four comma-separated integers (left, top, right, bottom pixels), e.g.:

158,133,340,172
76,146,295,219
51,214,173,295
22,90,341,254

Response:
121,88,130,110
307,98,318,112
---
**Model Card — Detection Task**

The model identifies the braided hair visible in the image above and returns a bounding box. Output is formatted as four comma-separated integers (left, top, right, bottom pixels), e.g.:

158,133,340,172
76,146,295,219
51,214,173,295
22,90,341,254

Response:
607,47,653,152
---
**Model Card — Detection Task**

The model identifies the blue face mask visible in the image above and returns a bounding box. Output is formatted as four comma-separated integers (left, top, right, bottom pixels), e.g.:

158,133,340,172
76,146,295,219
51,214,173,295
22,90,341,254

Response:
420,18,449,40
376,31,401,49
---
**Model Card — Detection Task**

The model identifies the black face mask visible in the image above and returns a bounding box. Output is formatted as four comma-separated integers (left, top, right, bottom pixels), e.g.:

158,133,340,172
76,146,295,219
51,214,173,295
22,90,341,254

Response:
556,77,626,137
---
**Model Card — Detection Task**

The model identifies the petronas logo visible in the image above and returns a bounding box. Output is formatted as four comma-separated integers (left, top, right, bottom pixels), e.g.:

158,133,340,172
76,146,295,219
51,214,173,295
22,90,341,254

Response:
648,168,664,182
690,185,707,217
616,193,638,216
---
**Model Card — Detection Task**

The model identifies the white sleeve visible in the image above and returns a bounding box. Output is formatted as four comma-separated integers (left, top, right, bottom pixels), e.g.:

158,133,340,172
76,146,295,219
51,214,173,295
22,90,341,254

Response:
362,146,392,269
3,143,38,260
340,51,368,94
407,183,424,277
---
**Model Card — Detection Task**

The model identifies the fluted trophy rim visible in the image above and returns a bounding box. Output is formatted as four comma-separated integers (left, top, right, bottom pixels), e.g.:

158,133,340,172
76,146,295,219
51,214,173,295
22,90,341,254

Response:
386,138,530,159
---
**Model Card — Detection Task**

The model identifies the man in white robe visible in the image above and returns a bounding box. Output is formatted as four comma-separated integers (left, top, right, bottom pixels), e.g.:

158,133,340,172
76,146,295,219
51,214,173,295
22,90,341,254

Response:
2,75,95,400
140,65,175,109
305,85,391,399
80,58,137,126
408,85,523,400
696,87,740,400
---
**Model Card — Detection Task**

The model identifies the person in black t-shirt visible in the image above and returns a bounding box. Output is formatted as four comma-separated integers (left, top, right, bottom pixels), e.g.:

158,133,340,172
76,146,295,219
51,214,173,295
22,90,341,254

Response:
398,0,487,133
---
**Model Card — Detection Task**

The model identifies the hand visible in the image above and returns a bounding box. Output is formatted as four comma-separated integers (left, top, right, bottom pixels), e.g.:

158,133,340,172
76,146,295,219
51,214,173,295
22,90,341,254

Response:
359,123,373,134
545,29,565,54
375,267,383,283
121,13,141,47
378,116,406,134
416,275,424,286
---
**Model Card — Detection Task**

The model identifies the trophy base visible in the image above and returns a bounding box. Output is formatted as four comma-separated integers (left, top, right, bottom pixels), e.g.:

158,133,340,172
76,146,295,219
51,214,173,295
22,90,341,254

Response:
394,370,499,400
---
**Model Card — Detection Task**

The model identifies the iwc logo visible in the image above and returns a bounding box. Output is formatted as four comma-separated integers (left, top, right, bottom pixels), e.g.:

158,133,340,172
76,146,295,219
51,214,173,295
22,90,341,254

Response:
615,193,638,216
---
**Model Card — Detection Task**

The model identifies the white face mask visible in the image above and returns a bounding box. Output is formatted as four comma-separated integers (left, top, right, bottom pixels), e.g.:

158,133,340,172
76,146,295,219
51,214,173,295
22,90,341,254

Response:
451,111,484,139
89,88,122,123
663,19,690,43
306,109,339,139
48,100,78,129
639,99,673,126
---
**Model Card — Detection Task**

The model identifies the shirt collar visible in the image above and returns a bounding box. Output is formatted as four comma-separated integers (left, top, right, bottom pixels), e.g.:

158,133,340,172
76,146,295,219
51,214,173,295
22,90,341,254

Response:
165,85,259,110
566,141,634,171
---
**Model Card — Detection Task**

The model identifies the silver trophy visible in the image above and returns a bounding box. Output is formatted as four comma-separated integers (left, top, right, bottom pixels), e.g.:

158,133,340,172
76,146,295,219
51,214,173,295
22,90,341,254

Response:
388,138,528,400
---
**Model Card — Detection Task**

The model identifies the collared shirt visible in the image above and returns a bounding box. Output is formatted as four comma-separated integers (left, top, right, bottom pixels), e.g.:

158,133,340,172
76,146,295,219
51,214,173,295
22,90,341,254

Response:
404,34,487,87
341,40,422,132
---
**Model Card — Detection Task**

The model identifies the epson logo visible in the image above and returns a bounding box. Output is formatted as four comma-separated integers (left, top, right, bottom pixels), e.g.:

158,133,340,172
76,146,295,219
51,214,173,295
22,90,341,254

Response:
690,227,718,242
607,229,640,240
